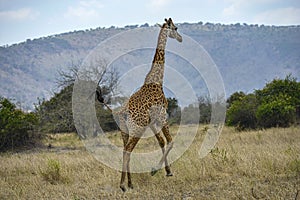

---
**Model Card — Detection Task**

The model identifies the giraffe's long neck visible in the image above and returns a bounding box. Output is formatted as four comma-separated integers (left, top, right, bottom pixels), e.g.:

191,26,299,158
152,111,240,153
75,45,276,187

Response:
144,28,167,85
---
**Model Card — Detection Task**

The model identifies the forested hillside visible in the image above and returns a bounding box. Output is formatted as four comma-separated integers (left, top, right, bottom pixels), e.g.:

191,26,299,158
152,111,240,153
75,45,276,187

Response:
1,22,299,109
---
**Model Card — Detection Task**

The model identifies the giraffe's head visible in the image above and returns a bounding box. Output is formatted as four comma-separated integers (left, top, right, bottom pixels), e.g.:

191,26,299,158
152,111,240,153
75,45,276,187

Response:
161,18,182,43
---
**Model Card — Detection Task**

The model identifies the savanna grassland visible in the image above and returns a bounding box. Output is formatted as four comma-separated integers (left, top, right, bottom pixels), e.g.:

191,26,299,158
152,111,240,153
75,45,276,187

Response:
0,125,299,199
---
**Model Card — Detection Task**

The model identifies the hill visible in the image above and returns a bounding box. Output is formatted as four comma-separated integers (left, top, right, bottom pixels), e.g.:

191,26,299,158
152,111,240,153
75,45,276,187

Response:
1,22,299,109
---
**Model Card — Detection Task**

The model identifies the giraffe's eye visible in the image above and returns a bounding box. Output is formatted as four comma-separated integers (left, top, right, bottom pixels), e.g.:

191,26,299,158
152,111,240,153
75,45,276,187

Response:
175,27,178,31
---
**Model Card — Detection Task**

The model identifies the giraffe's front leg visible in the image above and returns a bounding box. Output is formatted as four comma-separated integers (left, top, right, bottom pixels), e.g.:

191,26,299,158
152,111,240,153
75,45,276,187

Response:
120,136,140,192
149,123,173,177
150,125,166,176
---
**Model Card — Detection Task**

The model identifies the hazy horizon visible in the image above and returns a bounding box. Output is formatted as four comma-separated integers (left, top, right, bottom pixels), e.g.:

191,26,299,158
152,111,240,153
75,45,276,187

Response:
1,0,299,46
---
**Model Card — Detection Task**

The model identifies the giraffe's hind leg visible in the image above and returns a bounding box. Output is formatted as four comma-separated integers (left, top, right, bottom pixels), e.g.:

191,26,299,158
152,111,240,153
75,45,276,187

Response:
118,112,129,146
121,131,129,146
120,135,141,192
161,123,173,176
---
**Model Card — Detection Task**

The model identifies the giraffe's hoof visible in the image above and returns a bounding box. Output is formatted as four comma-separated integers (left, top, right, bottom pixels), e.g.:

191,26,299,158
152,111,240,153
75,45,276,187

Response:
151,167,158,176
120,185,126,192
128,183,134,189
166,172,173,177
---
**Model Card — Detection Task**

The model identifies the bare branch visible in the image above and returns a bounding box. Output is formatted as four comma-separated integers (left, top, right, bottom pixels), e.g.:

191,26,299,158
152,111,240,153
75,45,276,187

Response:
55,60,80,89
56,57,119,101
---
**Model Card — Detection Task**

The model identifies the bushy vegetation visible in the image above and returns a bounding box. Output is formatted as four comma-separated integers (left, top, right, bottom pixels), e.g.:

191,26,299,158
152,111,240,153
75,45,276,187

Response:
226,75,300,130
0,97,38,151
39,158,69,185
35,84,117,133
256,75,300,128
166,97,181,125
35,85,75,133
198,96,212,124
2,73,298,152
167,96,212,125
226,93,258,130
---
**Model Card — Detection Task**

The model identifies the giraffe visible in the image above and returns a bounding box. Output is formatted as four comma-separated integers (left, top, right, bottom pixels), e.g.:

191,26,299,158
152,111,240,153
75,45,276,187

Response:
98,18,182,192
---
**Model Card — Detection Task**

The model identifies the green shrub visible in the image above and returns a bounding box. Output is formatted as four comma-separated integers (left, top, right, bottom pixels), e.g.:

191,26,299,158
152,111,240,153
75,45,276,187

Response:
256,98,296,128
39,158,69,184
288,159,300,177
210,147,228,164
0,97,38,151
226,94,258,130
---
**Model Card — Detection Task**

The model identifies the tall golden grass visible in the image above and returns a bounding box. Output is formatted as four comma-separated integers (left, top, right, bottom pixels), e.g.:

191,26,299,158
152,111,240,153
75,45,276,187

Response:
0,125,299,199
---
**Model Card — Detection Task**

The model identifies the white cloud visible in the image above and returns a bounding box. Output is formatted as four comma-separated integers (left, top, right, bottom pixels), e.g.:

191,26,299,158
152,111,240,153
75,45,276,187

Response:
222,0,248,17
148,0,171,9
65,6,98,19
254,7,300,25
222,0,281,17
222,4,237,16
0,8,39,21
64,0,104,20
220,0,300,25
78,0,104,9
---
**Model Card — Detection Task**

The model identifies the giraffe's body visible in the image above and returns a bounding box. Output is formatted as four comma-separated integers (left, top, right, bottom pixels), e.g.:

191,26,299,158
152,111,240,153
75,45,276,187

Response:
100,18,182,192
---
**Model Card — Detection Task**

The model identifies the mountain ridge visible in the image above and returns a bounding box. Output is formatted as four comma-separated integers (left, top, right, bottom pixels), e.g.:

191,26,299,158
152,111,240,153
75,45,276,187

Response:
1,22,299,109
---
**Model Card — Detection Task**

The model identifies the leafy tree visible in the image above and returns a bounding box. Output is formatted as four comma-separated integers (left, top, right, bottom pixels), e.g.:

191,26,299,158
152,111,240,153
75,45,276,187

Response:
0,97,38,151
226,94,258,130
256,75,300,107
181,104,200,124
198,96,211,124
35,85,74,133
35,58,120,134
36,84,118,133
166,98,181,125
226,91,245,108
226,75,300,130
255,75,300,128
95,102,118,132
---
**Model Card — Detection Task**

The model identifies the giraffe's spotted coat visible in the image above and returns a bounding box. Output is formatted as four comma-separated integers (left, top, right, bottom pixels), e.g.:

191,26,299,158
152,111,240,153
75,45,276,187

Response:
102,18,182,192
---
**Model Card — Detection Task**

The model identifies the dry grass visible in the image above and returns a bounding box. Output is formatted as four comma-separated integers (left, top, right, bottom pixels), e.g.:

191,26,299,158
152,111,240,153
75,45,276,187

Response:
0,126,299,199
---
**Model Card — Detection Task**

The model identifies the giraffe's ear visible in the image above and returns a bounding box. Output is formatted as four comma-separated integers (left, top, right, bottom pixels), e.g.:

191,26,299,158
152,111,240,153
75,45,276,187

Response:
156,23,162,28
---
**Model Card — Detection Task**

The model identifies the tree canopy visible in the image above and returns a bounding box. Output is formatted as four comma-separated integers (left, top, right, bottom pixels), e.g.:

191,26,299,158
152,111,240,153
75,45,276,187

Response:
226,75,300,130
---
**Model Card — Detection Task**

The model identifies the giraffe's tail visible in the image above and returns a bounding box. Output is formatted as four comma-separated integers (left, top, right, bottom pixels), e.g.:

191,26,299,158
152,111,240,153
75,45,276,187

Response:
101,102,113,112
96,87,113,112
87,87,113,112
96,87,104,103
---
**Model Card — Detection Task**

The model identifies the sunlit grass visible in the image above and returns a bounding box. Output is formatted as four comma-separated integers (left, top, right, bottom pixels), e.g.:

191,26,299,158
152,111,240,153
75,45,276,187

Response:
0,125,299,199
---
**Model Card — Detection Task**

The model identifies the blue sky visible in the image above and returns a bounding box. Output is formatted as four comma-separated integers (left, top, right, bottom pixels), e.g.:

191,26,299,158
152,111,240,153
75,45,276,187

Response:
0,0,299,45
